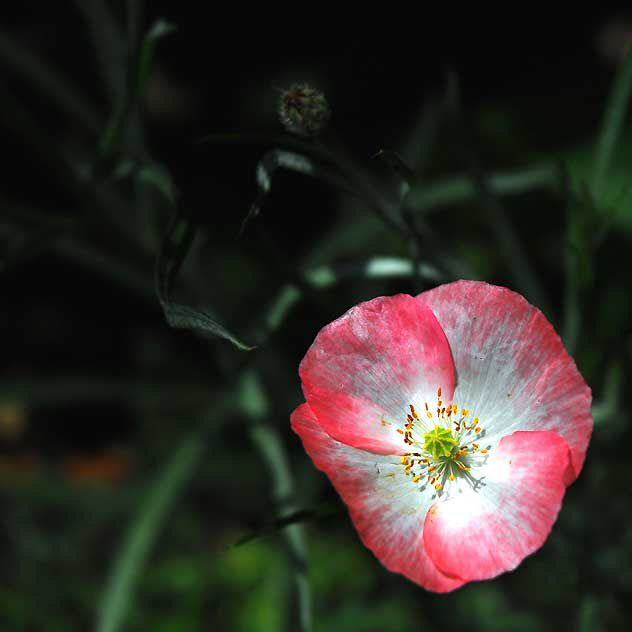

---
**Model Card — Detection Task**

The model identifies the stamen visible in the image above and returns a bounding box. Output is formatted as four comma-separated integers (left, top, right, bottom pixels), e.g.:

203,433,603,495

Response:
396,388,490,493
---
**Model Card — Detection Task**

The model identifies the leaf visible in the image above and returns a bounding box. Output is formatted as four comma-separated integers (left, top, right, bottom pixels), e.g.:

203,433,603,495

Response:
155,212,255,351
137,162,177,204
99,13,175,157
564,130,632,235
155,211,195,301
137,19,177,97
0,29,100,133
404,164,555,214
201,130,406,235
162,302,255,351
592,361,621,425
241,148,353,235
95,431,205,632
592,41,632,202
73,0,126,106
373,149,417,193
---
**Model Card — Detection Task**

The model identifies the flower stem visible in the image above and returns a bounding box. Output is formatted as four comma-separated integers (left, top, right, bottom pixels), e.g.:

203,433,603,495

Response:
405,164,555,213
592,41,632,202
241,370,312,632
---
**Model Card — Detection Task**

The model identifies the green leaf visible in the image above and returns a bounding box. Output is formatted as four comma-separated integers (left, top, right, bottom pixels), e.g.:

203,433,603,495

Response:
577,595,603,632
592,361,621,425
155,212,195,301
593,41,632,202
241,148,352,235
99,12,175,157
162,302,255,351
73,0,126,106
564,131,632,235
201,130,406,235
373,149,416,186
137,162,177,204
96,431,205,632
155,212,254,351
404,164,555,214
137,19,177,98
0,29,100,133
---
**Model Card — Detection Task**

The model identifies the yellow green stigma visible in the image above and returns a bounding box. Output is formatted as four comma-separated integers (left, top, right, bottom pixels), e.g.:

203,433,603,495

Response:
392,388,489,494
423,426,457,459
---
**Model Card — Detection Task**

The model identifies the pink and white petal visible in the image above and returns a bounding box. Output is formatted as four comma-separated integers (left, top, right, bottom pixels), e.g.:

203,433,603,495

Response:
423,430,569,581
291,403,465,592
300,294,455,455
418,281,592,483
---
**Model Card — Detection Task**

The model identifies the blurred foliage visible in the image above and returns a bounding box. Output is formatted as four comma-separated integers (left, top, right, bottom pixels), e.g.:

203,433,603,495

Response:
1,2,632,631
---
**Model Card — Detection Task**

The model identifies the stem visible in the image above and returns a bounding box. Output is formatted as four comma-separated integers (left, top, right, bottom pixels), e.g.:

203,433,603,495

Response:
262,257,445,338
240,370,311,632
405,164,555,213
0,376,211,407
476,175,551,315
592,42,632,201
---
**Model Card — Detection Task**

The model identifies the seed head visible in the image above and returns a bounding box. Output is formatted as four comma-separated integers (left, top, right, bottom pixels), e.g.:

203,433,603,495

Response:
278,83,330,136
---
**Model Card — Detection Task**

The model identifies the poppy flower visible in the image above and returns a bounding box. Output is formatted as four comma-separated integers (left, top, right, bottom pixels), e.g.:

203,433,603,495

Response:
291,280,592,592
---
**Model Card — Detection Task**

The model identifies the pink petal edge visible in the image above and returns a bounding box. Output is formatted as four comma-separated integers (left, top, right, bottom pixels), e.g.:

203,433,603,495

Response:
300,294,455,455
423,430,570,581
291,403,466,592
418,280,592,483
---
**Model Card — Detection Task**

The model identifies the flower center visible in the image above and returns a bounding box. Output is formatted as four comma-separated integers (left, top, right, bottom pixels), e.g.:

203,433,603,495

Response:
396,387,490,493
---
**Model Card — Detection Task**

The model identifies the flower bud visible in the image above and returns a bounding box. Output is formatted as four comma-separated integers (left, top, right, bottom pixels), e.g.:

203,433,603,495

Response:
278,83,331,136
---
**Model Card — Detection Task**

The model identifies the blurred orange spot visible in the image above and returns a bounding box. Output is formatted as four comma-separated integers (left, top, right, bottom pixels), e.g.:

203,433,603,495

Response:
61,451,133,485
0,401,28,441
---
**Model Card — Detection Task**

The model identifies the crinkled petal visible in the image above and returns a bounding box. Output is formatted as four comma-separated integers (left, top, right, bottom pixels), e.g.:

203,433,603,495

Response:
418,281,592,483
291,403,465,592
423,430,569,581
300,294,455,454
